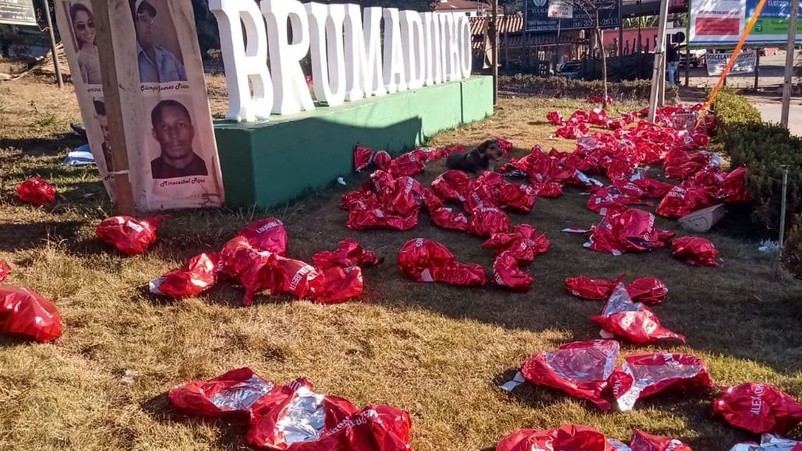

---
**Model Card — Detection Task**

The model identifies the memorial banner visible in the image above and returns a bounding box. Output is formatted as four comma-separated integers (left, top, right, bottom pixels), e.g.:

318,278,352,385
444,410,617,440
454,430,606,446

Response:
689,0,802,46
53,0,225,211
0,0,37,26
705,50,756,76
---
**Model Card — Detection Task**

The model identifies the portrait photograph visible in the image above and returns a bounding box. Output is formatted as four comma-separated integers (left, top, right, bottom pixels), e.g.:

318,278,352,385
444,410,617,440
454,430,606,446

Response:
62,0,102,85
130,0,187,84
144,95,208,180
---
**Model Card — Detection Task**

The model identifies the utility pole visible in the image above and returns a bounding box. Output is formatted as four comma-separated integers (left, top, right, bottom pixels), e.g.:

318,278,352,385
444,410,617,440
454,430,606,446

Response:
648,0,670,123
491,0,499,105
780,0,799,127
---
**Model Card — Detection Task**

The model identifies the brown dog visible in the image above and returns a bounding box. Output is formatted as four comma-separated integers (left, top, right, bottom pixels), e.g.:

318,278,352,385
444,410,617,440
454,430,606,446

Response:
445,140,504,174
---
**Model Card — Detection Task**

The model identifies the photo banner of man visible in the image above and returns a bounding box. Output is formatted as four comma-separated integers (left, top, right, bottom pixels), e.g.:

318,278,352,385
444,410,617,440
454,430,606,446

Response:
53,0,224,211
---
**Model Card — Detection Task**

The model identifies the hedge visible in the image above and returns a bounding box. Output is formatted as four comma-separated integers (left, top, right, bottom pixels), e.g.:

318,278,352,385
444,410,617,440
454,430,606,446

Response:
713,88,802,277
498,75,677,102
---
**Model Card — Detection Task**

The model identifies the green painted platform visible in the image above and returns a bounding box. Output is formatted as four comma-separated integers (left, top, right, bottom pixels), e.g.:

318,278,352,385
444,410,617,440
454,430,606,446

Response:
214,75,494,208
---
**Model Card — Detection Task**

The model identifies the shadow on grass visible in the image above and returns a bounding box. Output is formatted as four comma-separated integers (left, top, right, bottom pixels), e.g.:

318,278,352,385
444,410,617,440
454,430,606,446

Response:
0,132,83,157
140,393,251,450
0,220,84,252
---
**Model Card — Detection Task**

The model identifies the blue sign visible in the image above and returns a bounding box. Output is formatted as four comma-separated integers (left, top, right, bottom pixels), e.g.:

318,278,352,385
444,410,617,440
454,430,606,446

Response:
525,0,620,33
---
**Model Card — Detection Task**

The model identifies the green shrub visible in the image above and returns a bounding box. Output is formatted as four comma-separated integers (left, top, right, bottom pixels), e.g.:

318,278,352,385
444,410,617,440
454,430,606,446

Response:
714,89,802,232
785,214,802,279
498,75,676,102
712,88,762,137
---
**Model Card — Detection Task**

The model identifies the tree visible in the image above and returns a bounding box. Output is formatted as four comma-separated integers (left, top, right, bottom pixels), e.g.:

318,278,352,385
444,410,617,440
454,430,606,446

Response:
565,0,616,109
500,0,522,15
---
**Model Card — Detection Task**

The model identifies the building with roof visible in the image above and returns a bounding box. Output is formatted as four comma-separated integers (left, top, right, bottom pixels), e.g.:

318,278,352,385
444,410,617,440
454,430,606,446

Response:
434,0,489,17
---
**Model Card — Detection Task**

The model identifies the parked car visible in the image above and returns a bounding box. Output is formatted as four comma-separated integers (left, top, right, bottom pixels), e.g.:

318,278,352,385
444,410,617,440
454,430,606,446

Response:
677,44,706,68
557,60,583,79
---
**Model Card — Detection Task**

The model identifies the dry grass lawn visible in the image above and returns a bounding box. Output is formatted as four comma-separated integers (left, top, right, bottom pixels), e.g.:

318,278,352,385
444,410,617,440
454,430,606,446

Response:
1,75,802,451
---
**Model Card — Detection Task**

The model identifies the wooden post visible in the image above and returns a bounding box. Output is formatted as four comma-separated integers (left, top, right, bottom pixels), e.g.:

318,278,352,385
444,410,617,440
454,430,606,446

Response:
42,0,63,88
781,0,799,127
90,0,135,215
684,41,690,86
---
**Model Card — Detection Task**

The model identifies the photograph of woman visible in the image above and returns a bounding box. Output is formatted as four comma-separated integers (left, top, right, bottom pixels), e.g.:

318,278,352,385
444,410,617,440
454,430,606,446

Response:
69,2,102,85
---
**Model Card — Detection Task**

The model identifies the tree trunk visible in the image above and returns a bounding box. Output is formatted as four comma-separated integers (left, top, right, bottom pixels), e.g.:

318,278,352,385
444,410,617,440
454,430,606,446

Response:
596,12,608,110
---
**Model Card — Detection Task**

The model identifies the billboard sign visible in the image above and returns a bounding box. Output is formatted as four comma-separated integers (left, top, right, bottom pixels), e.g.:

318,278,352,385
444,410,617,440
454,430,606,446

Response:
0,0,37,26
526,0,619,33
689,0,802,46
547,0,573,19
705,50,757,75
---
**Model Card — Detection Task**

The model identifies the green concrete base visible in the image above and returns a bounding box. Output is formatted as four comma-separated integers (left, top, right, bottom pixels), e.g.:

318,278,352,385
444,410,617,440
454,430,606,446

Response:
214,76,494,208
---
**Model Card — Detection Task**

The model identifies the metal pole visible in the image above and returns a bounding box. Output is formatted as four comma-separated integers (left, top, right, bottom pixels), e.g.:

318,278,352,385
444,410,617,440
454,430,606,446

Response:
684,41,690,86
779,166,790,264
648,0,670,123
42,0,63,88
754,50,760,90
492,0,499,105
618,0,624,76
555,19,561,74
781,0,799,127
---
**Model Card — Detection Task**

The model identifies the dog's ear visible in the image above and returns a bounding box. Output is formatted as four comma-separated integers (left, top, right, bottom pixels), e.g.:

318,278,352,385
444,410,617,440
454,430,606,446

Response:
477,140,494,154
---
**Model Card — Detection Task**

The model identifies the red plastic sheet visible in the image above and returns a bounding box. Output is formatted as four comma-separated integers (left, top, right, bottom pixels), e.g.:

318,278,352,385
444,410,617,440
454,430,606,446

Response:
556,122,589,139
729,434,802,451
0,259,10,283
492,251,533,292
655,185,713,219
585,209,670,256
608,353,714,411
625,277,668,305
533,181,563,198
388,151,426,178
497,137,514,156
169,367,276,418
430,207,471,232
16,176,56,206
672,237,719,267
633,176,675,198
150,252,221,298
469,206,510,237
547,111,566,126
247,380,411,451
520,339,620,411
373,150,392,170
482,224,549,264
432,170,471,202
311,238,383,270
564,275,624,300
0,285,62,342
346,197,419,231
626,430,693,451
397,238,487,287
96,215,165,255
234,218,289,255
587,187,651,215
719,166,750,203
564,276,667,304
591,284,685,345
713,383,802,435
354,146,374,172
497,424,615,451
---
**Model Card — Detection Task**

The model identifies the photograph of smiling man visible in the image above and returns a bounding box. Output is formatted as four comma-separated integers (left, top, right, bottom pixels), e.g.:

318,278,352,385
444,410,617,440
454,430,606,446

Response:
130,0,186,83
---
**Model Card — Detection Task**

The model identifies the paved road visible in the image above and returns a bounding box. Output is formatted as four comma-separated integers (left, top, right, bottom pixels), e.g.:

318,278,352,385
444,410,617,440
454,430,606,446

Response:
753,102,802,136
